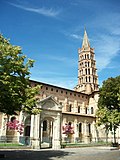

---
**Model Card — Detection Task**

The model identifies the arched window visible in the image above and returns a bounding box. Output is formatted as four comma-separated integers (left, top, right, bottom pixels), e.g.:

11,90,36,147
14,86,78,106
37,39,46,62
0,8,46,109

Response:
88,69,90,75
78,106,80,113
69,104,72,112
85,69,87,75
43,120,47,131
91,107,94,114
80,78,81,83
85,108,87,114
95,78,97,83
86,76,87,82
80,70,81,75
24,116,31,137
79,123,82,133
89,76,91,82
88,124,91,134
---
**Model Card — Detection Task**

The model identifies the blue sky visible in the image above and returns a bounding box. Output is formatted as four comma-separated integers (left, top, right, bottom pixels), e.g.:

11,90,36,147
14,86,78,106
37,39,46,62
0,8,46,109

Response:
0,0,120,89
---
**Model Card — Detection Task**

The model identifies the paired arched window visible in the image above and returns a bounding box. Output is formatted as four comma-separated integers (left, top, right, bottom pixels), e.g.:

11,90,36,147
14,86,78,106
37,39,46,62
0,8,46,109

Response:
69,104,72,112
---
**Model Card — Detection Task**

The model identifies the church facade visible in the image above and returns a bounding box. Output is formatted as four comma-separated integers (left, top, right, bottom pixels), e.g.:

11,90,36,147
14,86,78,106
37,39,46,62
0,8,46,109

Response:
0,30,119,149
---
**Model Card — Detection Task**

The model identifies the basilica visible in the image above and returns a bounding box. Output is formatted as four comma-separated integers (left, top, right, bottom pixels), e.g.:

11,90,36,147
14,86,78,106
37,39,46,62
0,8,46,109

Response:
0,30,119,149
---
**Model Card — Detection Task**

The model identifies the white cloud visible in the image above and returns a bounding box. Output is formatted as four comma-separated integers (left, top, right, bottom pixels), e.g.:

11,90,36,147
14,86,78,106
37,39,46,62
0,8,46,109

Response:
88,12,120,72
9,2,60,17
63,30,83,40
95,35,120,72
69,34,82,40
96,34,120,71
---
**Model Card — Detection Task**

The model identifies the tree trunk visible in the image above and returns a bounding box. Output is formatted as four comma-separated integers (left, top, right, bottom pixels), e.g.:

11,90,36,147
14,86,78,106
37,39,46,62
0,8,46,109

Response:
113,125,116,144
105,125,109,143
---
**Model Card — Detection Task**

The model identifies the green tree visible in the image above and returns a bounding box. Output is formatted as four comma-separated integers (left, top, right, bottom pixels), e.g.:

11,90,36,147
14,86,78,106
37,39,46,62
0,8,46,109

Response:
96,107,111,143
96,76,120,143
0,34,40,115
98,76,120,111
109,109,120,143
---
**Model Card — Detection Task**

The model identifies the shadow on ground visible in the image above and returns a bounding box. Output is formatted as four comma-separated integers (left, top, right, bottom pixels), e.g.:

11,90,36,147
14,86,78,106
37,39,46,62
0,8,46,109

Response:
0,149,72,160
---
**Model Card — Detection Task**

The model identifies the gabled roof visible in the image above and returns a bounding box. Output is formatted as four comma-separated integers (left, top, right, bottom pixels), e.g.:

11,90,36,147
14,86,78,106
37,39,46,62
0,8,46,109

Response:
30,79,89,96
39,95,59,105
37,96,62,111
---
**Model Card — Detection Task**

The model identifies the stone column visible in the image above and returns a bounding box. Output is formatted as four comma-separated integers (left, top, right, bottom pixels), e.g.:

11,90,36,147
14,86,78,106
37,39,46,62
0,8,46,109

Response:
84,121,90,143
92,121,97,142
30,115,34,139
62,117,67,142
40,118,43,144
64,98,68,112
82,102,85,114
74,100,78,113
74,120,78,143
30,114,40,149
52,113,61,149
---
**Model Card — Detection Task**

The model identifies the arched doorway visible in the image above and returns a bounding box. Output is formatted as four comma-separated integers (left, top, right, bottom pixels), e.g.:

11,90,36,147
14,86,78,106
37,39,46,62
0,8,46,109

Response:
24,116,31,145
40,117,53,148
24,126,30,137
35,96,62,149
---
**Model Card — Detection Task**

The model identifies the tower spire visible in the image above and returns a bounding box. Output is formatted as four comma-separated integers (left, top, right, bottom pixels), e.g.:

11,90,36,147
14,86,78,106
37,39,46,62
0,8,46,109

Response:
74,29,99,94
82,29,90,48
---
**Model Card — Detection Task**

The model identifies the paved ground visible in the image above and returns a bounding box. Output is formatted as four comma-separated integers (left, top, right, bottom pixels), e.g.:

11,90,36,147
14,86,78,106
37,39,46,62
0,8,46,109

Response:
0,147,120,160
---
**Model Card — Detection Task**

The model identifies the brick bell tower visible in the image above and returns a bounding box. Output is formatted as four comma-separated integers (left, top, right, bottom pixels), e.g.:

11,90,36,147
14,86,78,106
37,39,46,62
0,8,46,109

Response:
74,29,99,94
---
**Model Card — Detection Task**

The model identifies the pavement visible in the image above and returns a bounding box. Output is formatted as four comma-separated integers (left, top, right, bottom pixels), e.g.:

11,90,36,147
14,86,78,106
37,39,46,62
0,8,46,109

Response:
0,147,120,160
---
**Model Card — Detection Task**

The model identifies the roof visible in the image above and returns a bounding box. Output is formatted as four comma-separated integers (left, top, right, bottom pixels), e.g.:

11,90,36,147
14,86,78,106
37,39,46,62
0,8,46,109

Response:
82,29,90,48
30,79,89,96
